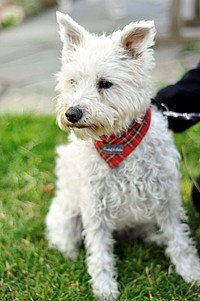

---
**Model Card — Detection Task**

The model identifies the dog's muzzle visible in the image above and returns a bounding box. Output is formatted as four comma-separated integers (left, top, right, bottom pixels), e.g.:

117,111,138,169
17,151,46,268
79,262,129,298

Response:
65,106,83,123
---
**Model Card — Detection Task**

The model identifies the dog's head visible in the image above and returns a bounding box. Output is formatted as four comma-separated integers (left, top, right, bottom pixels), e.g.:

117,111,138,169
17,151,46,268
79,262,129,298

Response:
56,12,156,140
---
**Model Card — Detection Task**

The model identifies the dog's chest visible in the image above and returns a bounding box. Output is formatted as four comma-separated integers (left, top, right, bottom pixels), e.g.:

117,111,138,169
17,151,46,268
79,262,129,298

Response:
103,169,154,227
82,151,157,229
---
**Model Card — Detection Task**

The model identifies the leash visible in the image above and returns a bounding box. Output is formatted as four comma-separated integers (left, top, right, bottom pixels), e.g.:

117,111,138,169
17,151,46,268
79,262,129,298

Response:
163,111,200,121
152,100,200,121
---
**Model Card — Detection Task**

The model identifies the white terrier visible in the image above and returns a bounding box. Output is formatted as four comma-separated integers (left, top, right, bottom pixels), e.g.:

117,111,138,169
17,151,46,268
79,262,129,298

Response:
46,12,200,300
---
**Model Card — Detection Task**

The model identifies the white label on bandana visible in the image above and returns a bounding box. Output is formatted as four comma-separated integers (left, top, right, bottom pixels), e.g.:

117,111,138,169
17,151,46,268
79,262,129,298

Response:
103,144,124,154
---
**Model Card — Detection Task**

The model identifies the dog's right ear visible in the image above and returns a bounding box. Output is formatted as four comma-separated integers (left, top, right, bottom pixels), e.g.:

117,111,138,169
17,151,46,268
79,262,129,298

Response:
120,21,156,57
56,12,87,50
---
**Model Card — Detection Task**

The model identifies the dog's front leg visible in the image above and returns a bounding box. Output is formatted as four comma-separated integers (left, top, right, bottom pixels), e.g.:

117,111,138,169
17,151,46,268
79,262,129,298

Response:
82,209,119,301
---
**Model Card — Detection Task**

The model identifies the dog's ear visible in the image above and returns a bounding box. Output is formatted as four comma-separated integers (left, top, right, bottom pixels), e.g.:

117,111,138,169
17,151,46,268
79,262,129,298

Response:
120,21,156,56
56,11,87,50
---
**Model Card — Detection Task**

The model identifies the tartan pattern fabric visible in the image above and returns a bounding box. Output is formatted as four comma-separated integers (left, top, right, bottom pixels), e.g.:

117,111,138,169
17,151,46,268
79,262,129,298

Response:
94,107,151,168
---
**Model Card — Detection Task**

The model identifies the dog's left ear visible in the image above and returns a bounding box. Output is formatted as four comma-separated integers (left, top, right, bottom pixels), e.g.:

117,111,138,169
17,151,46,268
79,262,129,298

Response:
56,11,88,50
120,21,156,56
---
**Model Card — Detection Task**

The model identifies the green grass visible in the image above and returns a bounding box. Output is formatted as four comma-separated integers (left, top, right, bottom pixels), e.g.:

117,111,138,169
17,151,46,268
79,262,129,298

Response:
0,115,200,301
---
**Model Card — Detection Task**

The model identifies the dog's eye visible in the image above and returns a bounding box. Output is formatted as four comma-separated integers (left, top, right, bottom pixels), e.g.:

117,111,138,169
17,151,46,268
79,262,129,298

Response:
70,79,76,86
98,80,113,90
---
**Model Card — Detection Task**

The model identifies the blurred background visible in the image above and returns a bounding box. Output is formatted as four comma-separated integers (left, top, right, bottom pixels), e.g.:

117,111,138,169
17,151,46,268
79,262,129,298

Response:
0,0,200,114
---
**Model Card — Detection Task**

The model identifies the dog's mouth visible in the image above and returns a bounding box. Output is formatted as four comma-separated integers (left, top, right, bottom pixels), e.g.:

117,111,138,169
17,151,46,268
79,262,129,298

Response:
68,123,99,130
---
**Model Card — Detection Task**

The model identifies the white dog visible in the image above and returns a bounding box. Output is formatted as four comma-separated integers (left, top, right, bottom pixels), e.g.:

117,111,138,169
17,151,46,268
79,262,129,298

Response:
45,12,200,300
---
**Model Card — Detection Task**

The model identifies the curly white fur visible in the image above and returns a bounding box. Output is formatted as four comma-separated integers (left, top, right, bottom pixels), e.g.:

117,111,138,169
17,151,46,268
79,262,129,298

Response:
45,12,200,300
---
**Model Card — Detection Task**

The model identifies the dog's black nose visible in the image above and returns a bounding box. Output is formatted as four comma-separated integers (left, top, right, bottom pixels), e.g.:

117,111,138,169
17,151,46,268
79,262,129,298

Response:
65,107,83,123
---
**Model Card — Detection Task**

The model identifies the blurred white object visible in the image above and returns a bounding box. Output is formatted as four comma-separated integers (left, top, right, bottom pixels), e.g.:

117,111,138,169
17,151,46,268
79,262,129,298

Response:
58,0,127,19
86,0,100,4
147,0,161,4
106,0,127,19
58,0,73,13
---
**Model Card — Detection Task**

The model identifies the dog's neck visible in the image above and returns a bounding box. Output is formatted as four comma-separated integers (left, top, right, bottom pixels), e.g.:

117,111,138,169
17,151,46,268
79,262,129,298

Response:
94,107,151,168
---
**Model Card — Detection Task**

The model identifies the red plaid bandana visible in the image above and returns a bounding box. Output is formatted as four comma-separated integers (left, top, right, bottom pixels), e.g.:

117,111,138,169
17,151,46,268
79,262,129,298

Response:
94,107,151,168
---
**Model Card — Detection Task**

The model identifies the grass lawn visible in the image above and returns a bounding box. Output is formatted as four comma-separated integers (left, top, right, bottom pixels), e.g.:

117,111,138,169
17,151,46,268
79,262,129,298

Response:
0,114,200,301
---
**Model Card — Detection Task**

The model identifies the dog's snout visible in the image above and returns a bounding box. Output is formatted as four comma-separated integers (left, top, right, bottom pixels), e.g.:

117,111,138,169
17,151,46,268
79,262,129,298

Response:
65,107,83,123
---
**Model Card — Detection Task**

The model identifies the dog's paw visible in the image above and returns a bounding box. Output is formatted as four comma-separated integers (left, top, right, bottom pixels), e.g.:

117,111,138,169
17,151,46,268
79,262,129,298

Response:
91,272,119,301
175,254,200,285
180,272,200,285
63,248,78,261
48,240,78,261
45,230,78,260
179,268,200,285
94,286,119,301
